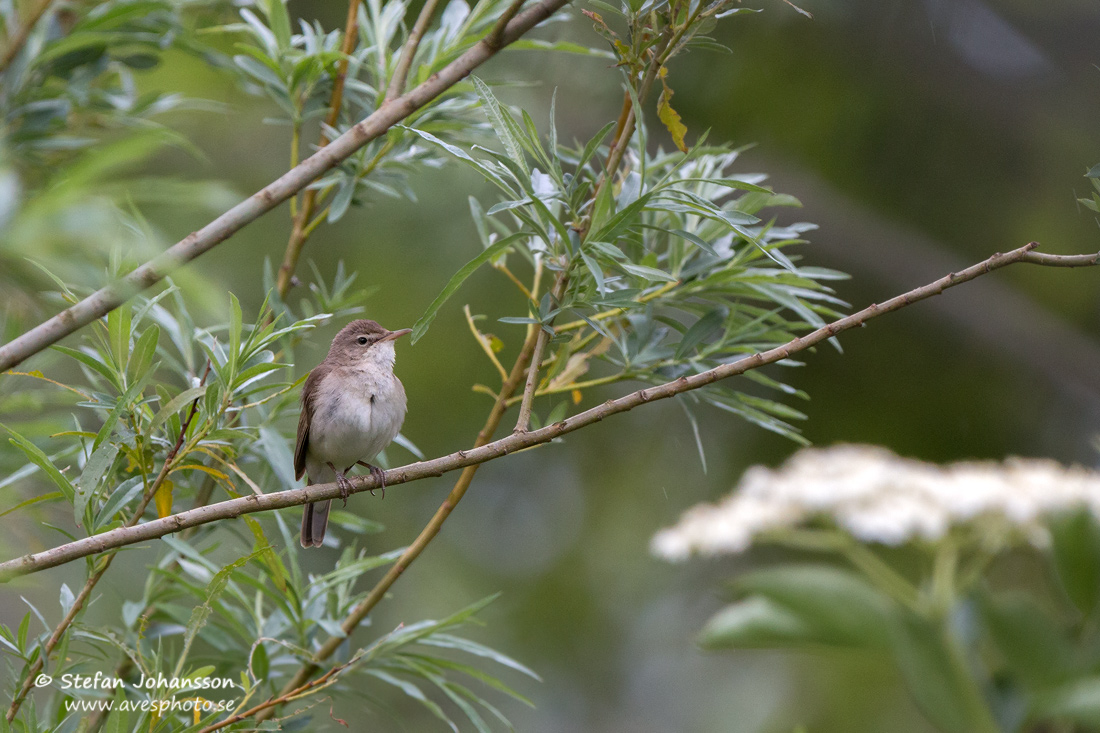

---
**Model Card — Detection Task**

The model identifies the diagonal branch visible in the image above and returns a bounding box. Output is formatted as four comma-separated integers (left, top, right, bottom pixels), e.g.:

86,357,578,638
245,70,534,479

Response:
275,0,363,297
2,243,1092,580
0,0,571,374
384,0,444,103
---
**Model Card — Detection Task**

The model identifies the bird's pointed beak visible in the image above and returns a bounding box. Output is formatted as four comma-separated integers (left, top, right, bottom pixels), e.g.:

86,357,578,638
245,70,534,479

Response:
380,328,412,343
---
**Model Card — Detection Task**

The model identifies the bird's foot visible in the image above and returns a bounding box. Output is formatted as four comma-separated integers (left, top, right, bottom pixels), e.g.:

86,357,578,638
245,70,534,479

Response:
327,462,353,506
357,460,386,498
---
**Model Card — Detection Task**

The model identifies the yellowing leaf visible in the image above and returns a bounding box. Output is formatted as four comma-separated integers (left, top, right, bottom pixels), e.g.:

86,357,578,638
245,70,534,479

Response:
489,335,504,353
171,464,229,481
155,479,174,518
657,72,688,153
243,515,287,594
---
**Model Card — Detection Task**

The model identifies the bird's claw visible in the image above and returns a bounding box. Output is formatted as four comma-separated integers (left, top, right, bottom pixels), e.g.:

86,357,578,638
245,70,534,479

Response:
358,461,386,498
328,462,352,506
337,473,352,505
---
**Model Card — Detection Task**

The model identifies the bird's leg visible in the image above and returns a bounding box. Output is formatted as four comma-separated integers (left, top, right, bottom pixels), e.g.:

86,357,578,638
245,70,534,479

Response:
326,461,353,505
356,460,386,498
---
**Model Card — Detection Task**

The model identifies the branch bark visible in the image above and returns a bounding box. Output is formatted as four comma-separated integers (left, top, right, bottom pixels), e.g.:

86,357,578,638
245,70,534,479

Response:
2,242,1088,580
384,0,444,103
275,0,363,297
0,0,571,373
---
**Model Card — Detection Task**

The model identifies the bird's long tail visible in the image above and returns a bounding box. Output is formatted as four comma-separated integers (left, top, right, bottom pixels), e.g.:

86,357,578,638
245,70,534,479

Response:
300,498,331,548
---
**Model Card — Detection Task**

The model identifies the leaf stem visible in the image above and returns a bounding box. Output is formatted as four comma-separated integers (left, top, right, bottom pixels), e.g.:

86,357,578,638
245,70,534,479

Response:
464,304,509,381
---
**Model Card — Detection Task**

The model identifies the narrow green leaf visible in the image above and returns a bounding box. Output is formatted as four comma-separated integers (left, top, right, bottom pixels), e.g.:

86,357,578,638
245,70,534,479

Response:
2,424,75,501
411,232,528,344
619,263,677,283
107,301,132,371
52,346,121,390
243,515,287,594
328,177,355,222
674,308,725,359
262,0,292,50
149,386,207,434
471,76,528,176
74,443,119,527
93,477,144,530
127,325,159,381
365,670,459,732
577,121,616,172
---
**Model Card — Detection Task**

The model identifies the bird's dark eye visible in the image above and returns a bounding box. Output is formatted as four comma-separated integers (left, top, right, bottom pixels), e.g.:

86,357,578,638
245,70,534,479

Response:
357,336,368,345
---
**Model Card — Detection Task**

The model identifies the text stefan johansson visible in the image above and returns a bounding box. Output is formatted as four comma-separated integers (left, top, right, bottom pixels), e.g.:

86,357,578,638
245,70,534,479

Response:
52,672,237,691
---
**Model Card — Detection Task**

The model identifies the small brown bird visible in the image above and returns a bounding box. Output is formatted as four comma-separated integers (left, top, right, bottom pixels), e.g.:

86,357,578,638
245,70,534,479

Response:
294,319,411,548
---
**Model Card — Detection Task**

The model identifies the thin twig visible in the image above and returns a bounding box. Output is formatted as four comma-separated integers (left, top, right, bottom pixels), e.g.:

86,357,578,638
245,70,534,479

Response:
198,652,362,732
485,0,527,49
275,0,363,297
493,263,536,301
464,305,509,381
0,0,55,73
5,364,211,721
514,270,569,432
0,0,571,372
385,0,444,103
556,280,678,332
591,32,672,210
3,243,1090,579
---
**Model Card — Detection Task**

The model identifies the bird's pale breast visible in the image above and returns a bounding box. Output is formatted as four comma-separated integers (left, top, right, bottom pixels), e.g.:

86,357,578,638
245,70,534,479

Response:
305,365,406,479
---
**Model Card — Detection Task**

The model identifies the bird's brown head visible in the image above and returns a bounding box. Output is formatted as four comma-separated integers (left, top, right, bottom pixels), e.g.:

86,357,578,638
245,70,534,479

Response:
327,319,411,367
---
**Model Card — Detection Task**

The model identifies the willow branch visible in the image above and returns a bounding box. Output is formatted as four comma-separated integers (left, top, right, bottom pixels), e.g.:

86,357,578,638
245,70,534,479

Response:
0,0,570,373
593,31,672,206
384,0,444,102
199,651,362,733
275,0,363,297
3,243,1090,579
486,0,527,49
0,0,55,73
5,364,210,720
514,270,569,432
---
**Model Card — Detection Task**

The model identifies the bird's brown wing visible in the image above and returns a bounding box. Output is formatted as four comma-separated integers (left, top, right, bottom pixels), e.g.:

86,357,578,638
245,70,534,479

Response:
294,365,330,481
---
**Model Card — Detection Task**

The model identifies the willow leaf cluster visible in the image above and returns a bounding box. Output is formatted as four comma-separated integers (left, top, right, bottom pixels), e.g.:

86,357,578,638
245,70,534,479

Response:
413,78,846,444
1,273,533,730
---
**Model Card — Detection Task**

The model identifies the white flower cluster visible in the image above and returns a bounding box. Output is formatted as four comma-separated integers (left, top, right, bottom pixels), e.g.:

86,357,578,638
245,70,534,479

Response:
652,444,1100,560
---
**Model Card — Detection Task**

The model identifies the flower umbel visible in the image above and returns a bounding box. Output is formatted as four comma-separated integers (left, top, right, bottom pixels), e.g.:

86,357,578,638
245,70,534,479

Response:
652,444,1100,559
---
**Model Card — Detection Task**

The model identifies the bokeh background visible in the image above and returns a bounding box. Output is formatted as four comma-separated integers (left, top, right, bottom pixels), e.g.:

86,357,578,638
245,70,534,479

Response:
5,0,1100,730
